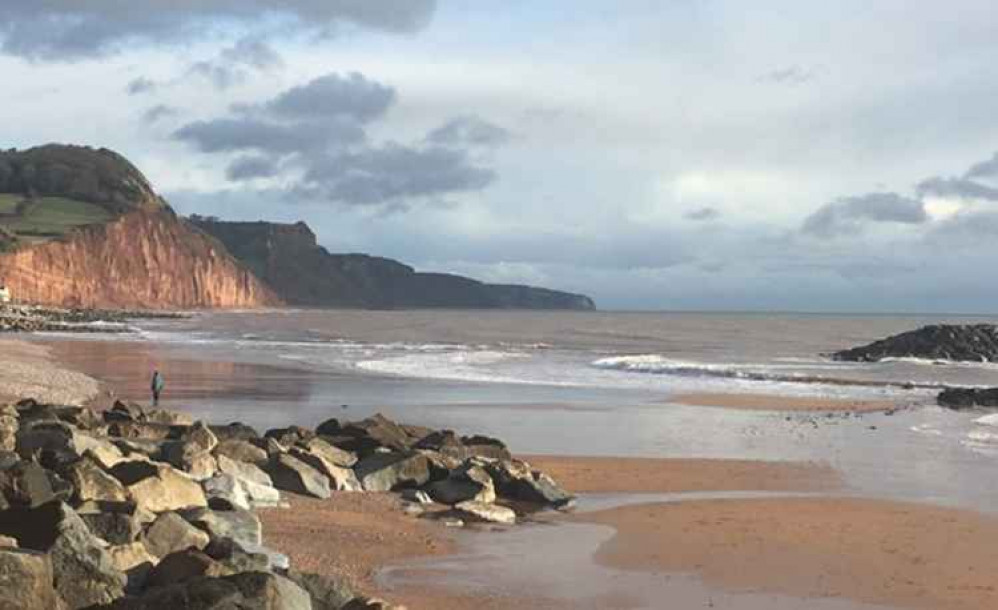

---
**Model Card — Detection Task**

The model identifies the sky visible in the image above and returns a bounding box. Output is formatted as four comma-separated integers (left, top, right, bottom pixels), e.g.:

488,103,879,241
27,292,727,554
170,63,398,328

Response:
4,1,998,312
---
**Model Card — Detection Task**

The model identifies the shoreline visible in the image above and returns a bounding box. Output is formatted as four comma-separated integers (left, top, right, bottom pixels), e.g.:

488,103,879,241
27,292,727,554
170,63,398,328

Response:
9,327,998,609
0,336,101,406
670,391,907,412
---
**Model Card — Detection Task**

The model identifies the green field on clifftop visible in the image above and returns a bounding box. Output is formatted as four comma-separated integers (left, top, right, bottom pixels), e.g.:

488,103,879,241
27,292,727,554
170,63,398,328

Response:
0,194,113,241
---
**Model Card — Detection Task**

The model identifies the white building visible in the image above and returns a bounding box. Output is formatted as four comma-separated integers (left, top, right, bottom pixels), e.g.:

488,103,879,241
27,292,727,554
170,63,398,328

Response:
0,285,10,304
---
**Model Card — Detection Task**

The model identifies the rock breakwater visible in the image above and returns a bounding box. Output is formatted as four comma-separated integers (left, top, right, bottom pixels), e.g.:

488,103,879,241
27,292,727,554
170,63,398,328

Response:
0,398,572,609
832,324,998,363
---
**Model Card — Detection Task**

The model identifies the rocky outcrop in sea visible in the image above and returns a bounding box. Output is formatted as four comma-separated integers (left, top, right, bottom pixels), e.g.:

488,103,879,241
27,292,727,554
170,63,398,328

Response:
0,399,573,609
937,387,998,410
831,324,998,363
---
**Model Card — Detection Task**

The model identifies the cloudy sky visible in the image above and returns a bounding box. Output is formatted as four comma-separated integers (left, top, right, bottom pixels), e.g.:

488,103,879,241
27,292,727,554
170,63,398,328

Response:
4,1,998,312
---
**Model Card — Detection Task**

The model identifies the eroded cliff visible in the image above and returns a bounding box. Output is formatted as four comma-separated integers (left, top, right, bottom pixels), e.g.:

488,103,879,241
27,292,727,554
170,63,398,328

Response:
192,218,596,310
0,209,279,309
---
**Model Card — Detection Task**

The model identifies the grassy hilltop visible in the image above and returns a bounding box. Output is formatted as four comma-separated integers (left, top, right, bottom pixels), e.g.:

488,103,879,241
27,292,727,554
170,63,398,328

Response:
0,144,164,250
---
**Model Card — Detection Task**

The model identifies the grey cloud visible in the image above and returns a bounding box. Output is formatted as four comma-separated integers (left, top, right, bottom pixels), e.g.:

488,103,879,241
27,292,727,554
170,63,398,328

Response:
126,77,156,95
756,65,819,85
173,117,364,154
173,71,500,207
301,144,496,206
928,210,998,243
189,61,244,90
965,152,998,180
802,192,927,237
188,38,284,90
143,104,179,123
916,176,998,201
427,116,511,147
0,1,437,60
266,73,396,123
685,207,721,221
220,38,283,71
227,156,280,181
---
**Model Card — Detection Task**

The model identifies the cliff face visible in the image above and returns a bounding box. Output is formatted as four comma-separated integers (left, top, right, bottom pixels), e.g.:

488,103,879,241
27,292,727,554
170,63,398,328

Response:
0,210,280,309
192,218,596,310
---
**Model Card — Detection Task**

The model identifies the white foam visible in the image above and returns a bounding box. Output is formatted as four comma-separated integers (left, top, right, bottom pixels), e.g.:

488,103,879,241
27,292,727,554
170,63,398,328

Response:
974,414,998,427
356,349,540,385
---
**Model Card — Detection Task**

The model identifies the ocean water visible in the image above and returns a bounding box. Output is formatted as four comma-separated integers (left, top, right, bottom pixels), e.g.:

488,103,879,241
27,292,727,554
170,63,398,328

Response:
37,309,998,511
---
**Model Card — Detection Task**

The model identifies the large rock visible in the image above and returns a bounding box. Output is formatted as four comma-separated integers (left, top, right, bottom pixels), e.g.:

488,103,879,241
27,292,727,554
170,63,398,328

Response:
210,422,260,443
97,571,312,610
181,507,262,549
832,324,998,363
0,460,55,508
354,452,431,492
938,387,998,409
203,473,250,510
453,501,516,525
426,461,495,505
107,541,156,590
109,461,207,513
145,549,227,588
298,437,357,468
287,569,356,610
80,505,144,545
106,421,173,442
203,537,270,574
0,548,65,610
68,455,130,504
289,448,361,492
483,459,574,507
414,430,511,461
144,409,194,427
335,414,413,455
0,408,17,453
215,439,269,466
264,426,314,449
142,511,210,558
15,421,82,463
0,501,126,609
215,456,280,507
216,454,272,486
265,454,331,499
159,422,219,480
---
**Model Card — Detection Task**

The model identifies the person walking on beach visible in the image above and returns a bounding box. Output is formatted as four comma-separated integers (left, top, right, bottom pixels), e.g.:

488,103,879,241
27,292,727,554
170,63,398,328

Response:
150,370,165,406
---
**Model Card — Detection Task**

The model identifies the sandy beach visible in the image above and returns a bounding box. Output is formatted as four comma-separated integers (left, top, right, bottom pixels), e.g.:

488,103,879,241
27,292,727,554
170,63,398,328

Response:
524,454,841,493
0,337,100,405
259,455,849,609
581,496,998,610
672,392,904,412
14,328,998,610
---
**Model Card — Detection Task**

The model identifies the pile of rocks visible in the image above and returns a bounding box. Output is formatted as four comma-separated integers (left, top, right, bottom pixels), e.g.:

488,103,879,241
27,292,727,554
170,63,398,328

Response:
0,400,573,609
0,305,185,333
831,324,998,363
937,387,998,410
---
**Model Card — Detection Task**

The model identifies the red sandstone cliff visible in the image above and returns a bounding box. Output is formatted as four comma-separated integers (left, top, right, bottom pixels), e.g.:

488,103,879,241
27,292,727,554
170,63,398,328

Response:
0,210,280,309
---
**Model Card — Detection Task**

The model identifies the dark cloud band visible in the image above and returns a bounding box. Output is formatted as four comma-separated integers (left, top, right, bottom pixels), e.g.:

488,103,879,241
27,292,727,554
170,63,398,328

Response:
0,1,437,59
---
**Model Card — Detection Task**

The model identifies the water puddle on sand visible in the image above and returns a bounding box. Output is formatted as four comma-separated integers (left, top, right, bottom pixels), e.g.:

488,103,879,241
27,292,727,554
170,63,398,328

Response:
376,492,894,610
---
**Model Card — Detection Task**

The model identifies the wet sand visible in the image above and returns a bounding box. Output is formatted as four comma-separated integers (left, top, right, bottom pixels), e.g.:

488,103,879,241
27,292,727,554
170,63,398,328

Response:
524,455,842,493
41,338,316,408
28,334,997,609
581,497,998,610
673,392,903,412
258,492,569,609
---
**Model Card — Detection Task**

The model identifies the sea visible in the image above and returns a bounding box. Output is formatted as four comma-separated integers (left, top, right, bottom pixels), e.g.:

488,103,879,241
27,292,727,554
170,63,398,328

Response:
37,309,998,510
